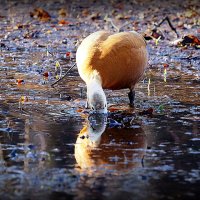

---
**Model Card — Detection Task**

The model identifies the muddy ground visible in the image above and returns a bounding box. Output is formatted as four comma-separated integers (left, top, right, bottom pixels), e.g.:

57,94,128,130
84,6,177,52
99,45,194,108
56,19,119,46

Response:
0,0,200,199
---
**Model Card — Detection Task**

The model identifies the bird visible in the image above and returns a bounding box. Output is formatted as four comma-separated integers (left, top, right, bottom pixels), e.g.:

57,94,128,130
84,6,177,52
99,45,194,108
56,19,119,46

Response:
76,30,148,113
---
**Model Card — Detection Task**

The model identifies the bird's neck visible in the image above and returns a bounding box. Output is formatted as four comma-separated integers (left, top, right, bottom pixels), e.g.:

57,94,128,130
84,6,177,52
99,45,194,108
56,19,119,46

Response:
87,77,107,112
87,78,102,93
87,70,103,93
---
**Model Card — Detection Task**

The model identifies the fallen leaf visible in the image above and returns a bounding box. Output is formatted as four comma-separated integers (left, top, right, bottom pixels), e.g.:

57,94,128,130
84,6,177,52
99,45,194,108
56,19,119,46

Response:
46,30,52,34
143,30,164,41
13,24,29,30
43,72,49,77
139,108,153,116
30,8,51,22
192,35,200,45
90,12,101,20
82,9,90,17
108,107,119,112
177,35,200,48
58,19,70,26
116,14,124,20
163,63,169,68
76,108,84,112
24,30,40,39
185,9,198,18
152,31,163,39
58,8,67,17
66,52,71,57
16,79,24,85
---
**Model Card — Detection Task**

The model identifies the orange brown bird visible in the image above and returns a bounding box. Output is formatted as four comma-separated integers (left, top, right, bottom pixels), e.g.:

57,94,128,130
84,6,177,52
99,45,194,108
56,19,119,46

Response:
76,31,148,113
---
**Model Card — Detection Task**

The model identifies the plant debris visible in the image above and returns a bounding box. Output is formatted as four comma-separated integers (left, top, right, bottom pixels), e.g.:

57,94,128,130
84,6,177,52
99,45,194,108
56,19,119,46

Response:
30,8,51,22
138,108,154,116
177,35,200,48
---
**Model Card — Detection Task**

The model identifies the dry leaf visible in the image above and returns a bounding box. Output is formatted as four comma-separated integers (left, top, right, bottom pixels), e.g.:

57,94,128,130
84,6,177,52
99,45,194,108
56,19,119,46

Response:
30,8,51,22
58,19,70,26
13,24,29,30
139,108,153,115
16,79,24,85
90,12,101,20
163,63,169,68
43,72,49,77
178,35,200,47
82,9,90,17
58,8,67,17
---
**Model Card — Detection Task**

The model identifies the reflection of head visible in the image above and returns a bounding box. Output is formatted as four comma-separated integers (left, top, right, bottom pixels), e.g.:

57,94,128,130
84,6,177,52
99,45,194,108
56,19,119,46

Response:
75,115,147,174
87,113,107,146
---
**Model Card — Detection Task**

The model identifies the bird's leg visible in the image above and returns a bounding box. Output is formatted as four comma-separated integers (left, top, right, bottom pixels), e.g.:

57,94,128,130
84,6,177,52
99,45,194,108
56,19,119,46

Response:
128,89,135,107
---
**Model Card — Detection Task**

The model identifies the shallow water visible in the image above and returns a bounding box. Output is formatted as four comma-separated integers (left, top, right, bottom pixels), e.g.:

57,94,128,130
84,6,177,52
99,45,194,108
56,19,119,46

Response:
0,0,200,199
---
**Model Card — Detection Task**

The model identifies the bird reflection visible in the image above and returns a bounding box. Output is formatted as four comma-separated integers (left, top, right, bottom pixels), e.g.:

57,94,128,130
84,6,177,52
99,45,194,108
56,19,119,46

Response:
75,113,147,174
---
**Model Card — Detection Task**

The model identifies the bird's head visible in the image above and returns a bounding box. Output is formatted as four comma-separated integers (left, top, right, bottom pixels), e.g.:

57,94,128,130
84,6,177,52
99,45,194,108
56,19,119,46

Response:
88,91,107,113
86,70,107,113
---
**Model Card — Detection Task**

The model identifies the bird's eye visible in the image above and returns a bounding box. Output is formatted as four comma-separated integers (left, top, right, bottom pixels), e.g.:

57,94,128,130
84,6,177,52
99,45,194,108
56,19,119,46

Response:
104,104,107,108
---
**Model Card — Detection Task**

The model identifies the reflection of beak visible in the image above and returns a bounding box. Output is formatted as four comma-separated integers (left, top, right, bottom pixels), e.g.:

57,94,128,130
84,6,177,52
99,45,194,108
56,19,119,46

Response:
88,113,107,146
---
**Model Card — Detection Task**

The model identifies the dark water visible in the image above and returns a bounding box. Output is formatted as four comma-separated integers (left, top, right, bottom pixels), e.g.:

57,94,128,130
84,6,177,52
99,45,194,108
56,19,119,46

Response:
0,97,199,200
0,0,200,199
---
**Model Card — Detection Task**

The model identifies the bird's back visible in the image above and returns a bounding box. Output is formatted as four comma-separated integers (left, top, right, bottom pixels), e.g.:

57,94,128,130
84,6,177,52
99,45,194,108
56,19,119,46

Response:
76,31,148,90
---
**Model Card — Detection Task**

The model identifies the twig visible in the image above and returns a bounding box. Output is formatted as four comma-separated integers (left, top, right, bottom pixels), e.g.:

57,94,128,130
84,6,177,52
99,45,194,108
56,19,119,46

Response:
108,18,120,32
51,63,76,87
153,16,179,38
119,21,133,32
108,18,134,32
180,56,200,60
47,50,54,57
